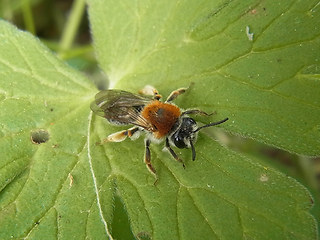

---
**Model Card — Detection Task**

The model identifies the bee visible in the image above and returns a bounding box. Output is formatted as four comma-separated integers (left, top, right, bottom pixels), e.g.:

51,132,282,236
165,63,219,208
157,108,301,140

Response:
90,85,228,179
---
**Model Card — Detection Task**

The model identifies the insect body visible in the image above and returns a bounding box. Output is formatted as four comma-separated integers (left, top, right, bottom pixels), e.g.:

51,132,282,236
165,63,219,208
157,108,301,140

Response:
90,86,228,178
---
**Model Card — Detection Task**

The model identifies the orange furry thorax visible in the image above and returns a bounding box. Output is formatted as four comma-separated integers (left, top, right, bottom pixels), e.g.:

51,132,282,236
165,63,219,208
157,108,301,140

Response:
141,101,181,139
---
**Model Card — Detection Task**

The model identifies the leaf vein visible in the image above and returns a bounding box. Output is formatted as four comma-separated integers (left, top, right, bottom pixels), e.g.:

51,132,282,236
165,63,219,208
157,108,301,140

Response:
186,187,220,239
87,111,114,239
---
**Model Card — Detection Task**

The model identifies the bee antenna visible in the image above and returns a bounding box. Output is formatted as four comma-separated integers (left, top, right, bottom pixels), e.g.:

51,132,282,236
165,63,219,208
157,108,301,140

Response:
190,139,196,161
193,117,229,133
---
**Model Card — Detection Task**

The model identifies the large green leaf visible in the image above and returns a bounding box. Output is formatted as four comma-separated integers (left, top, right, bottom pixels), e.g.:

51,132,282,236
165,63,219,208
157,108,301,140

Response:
89,0,320,156
0,20,104,238
0,0,319,239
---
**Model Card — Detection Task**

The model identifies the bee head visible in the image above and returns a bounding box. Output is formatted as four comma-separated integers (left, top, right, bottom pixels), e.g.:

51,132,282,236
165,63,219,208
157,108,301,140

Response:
170,116,229,161
171,117,197,148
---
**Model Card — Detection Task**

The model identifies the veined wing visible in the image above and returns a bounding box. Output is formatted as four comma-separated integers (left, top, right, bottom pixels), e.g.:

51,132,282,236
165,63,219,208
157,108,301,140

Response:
90,90,154,130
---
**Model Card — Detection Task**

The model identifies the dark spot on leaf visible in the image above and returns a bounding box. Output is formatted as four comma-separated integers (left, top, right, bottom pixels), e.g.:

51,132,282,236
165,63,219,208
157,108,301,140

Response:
30,129,49,144
50,108,54,111
310,197,314,204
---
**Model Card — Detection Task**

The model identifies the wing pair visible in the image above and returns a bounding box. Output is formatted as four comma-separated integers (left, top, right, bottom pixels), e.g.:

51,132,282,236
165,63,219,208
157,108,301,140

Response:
90,90,154,131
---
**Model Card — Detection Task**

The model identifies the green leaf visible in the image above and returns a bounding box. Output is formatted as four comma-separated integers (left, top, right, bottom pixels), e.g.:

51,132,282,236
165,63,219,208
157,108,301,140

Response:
0,20,106,239
88,0,320,156
0,0,319,239
87,0,319,238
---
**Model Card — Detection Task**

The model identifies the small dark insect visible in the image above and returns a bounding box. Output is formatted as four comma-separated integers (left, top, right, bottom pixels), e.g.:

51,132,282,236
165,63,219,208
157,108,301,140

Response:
90,85,228,179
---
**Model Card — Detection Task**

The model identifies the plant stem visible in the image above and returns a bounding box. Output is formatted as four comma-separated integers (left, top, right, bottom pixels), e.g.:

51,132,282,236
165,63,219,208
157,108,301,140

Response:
58,0,86,56
22,0,35,35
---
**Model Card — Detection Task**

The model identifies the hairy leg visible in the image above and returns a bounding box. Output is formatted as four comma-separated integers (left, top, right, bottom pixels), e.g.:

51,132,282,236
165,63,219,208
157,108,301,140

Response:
166,87,188,102
181,109,215,116
139,85,162,100
103,127,140,142
165,138,185,168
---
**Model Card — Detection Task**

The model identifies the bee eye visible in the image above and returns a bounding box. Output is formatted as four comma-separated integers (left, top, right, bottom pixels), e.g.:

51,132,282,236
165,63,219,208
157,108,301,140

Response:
184,118,196,126
171,117,197,149
173,134,187,149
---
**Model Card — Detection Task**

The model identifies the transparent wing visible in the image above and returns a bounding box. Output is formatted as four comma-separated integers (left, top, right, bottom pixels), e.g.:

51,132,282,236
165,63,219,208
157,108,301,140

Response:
90,90,154,130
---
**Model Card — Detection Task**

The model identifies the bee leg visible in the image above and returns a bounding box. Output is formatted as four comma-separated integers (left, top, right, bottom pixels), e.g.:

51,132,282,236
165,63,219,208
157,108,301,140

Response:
165,138,185,168
144,139,158,181
181,109,216,116
139,85,162,100
103,127,140,143
126,127,141,139
165,87,188,102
